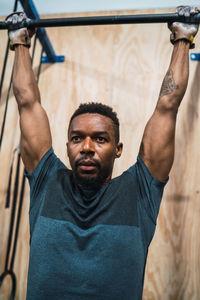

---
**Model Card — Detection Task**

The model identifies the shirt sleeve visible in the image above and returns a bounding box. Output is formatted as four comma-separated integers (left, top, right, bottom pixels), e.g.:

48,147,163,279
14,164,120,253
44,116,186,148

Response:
127,155,168,246
136,155,168,223
25,148,67,211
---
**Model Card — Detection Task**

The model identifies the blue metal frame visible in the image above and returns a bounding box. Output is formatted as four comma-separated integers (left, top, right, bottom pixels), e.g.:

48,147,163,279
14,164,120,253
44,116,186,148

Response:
190,53,200,61
19,0,65,63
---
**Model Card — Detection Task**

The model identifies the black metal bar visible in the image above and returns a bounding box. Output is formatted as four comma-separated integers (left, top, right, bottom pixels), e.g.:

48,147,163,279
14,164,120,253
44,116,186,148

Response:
1,13,200,30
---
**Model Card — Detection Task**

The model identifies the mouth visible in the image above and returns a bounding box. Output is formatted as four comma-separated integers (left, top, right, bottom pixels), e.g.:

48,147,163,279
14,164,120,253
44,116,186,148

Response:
77,160,98,172
79,165,96,171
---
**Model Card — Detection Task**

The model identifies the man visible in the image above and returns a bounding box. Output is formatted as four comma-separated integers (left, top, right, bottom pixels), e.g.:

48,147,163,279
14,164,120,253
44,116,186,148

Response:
6,6,199,300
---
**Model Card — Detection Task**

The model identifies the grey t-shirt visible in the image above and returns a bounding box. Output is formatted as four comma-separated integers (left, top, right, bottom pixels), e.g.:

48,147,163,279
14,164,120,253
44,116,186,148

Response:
26,148,168,300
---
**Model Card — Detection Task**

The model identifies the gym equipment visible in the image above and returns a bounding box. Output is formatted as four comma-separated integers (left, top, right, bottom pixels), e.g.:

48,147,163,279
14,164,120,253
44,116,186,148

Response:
1,12,200,30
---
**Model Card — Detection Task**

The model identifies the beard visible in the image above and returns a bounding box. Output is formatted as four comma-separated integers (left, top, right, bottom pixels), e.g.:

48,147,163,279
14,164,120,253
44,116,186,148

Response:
73,158,111,189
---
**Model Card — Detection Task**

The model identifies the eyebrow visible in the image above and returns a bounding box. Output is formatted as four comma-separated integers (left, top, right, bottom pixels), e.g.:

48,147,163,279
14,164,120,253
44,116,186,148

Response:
70,130,109,136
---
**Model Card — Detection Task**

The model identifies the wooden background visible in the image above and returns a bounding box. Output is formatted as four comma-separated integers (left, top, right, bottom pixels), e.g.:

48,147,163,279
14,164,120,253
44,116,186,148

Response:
0,8,200,300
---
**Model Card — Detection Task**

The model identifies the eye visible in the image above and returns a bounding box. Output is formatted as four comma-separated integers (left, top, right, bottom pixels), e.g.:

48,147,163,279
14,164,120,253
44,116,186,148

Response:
71,136,81,142
95,137,107,143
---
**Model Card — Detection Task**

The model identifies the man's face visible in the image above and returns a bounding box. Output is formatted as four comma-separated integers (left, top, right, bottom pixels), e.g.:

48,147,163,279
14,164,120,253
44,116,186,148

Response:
67,113,123,188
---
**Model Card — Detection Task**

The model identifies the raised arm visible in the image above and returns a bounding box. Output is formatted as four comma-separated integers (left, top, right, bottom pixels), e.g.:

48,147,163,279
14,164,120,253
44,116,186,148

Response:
7,13,52,173
139,6,199,181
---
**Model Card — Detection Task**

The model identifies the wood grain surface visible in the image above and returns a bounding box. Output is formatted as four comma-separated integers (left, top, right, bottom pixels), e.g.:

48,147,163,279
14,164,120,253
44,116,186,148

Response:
0,8,200,299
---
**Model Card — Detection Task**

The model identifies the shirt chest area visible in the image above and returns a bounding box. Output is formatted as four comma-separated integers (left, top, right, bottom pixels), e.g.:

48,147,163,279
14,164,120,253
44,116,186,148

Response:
38,170,139,229
29,219,145,300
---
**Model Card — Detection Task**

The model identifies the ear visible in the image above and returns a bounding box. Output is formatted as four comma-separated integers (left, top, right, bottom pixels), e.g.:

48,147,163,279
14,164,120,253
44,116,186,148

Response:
66,142,69,157
115,142,123,158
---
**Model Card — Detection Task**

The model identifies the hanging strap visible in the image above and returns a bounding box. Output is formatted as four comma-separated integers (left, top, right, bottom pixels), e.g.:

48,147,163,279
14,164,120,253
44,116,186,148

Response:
4,150,21,271
5,148,17,208
0,0,19,149
0,0,18,102
0,270,16,300
0,68,14,150
0,149,20,300
10,171,26,271
0,40,10,103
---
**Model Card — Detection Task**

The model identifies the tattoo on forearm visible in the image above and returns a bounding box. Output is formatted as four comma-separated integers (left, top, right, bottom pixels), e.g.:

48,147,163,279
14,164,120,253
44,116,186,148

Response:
159,70,179,98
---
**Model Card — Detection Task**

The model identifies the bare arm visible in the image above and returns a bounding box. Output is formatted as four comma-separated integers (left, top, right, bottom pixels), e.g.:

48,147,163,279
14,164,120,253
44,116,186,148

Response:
13,45,52,173
140,40,190,181
139,6,199,181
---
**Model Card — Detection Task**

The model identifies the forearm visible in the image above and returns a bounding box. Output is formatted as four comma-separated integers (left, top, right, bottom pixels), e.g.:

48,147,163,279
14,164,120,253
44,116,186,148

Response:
13,45,41,111
139,41,190,180
157,40,190,113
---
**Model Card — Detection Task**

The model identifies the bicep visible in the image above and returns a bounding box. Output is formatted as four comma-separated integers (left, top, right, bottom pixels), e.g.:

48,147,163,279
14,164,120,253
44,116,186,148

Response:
19,102,52,173
139,108,176,181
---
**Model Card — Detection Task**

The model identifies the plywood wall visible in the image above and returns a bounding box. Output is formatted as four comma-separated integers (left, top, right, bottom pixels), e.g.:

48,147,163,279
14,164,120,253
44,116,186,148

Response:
0,8,200,300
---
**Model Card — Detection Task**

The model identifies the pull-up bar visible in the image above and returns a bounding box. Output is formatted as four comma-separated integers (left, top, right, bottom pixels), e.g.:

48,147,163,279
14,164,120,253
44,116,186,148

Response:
0,12,200,30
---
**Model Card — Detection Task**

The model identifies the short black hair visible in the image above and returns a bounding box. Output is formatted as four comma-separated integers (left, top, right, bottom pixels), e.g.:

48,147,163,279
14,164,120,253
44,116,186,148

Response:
69,102,120,143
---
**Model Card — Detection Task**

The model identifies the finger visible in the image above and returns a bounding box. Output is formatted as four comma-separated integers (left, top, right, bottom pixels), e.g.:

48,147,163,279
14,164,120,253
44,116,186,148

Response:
171,22,181,30
183,6,191,17
170,33,175,42
12,14,18,24
6,17,12,24
168,22,172,30
18,15,24,23
190,7,199,15
19,12,27,21
28,28,36,36
177,6,192,17
22,13,27,20
177,6,184,16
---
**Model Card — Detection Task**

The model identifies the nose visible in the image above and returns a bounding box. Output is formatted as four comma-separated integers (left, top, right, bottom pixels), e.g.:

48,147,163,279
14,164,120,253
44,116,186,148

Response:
80,137,95,154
